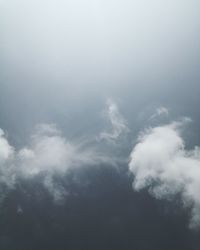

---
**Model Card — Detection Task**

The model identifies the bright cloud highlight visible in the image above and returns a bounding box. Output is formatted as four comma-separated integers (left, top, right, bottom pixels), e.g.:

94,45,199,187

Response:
129,118,200,228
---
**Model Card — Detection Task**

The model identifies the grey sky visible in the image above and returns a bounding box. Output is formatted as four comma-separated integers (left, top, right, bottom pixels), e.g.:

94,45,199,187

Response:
1,1,200,249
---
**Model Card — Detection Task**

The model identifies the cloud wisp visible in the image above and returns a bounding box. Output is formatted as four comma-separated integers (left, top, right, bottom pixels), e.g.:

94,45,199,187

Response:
129,118,200,229
99,99,129,143
149,106,169,120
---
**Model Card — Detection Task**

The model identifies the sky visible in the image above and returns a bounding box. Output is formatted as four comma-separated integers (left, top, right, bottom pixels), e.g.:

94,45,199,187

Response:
1,0,200,249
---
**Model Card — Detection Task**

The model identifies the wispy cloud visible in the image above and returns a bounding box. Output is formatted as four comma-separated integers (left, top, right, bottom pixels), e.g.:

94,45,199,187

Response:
129,118,200,229
0,123,113,200
99,99,129,143
17,123,98,176
150,106,169,120
0,100,129,201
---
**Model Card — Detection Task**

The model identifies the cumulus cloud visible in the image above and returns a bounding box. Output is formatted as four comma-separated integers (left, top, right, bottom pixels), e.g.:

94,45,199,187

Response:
129,118,200,228
99,99,129,142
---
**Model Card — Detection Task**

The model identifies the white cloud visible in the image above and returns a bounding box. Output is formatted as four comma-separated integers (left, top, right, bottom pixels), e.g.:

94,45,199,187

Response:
0,123,112,200
0,128,14,164
129,118,200,229
0,129,15,190
0,99,129,201
99,99,129,142
17,124,76,176
18,123,112,176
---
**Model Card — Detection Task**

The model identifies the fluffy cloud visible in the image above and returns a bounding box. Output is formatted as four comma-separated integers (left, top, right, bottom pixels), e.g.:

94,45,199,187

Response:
0,123,112,200
129,118,200,228
18,124,93,176
0,129,15,189
0,128,14,164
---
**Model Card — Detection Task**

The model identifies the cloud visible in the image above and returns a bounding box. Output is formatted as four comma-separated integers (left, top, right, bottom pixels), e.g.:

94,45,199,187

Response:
0,99,129,201
129,118,200,229
150,106,169,120
0,129,15,189
99,99,129,143
0,128,14,164
17,124,82,176
0,123,112,200
1,102,200,228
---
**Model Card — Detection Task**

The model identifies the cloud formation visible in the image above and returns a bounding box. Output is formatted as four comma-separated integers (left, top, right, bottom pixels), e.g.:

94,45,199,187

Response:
17,124,100,176
1,102,200,228
0,124,111,200
129,118,200,228
0,100,129,200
